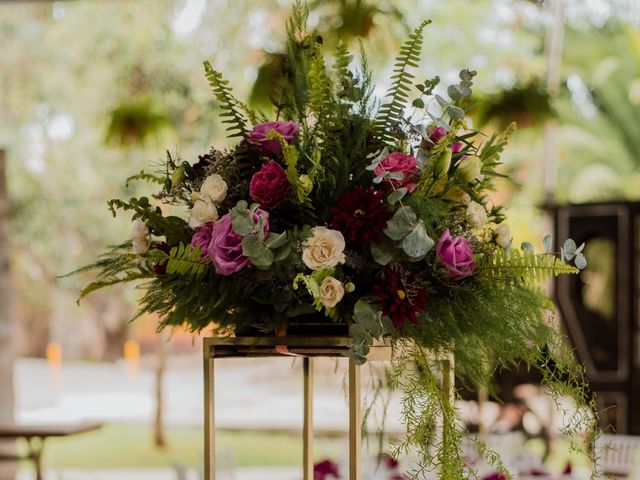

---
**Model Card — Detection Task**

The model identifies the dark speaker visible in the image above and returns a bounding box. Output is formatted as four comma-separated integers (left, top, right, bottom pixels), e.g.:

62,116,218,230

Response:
549,202,640,434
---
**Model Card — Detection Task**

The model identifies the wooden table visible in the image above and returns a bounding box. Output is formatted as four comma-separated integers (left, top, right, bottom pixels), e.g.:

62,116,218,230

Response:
0,422,102,480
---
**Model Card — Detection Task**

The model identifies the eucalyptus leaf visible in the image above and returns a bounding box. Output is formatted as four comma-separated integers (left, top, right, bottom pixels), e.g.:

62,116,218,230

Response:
543,234,553,253
401,221,434,259
521,242,534,252
447,84,462,101
575,253,587,270
563,239,577,260
435,94,449,109
448,106,466,120
274,245,292,262
242,235,267,258
459,85,472,97
231,215,254,236
384,206,418,241
387,187,408,205
460,69,474,82
371,241,395,266
266,232,287,249
366,147,389,171
252,249,274,269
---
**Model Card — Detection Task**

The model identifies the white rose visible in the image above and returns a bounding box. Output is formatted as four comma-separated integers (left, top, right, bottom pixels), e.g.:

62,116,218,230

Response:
188,196,219,229
200,174,228,204
302,227,346,270
130,220,150,254
319,276,345,309
132,237,150,254
467,201,488,228
130,219,148,240
494,223,511,248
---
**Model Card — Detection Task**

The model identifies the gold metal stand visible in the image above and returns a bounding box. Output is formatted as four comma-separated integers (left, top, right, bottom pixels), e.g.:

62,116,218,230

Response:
203,336,391,480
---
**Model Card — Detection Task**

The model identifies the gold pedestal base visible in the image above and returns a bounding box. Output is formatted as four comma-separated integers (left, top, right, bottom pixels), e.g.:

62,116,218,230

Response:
202,336,392,480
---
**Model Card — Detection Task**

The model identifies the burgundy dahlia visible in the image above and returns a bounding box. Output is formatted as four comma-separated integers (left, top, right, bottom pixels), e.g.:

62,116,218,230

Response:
152,242,171,276
373,266,428,328
329,187,391,244
249,160,290,209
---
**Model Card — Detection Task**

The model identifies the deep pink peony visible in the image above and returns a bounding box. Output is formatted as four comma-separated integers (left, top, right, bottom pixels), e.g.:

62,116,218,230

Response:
313,460,340,480
436,229,476,280
374,152,418,192
249,160,290,209
191,223,214,256
206,209,270,276
248,121,300,156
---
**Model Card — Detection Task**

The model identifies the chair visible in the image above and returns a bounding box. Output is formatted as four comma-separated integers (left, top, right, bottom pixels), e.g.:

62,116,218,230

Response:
597,434,640,478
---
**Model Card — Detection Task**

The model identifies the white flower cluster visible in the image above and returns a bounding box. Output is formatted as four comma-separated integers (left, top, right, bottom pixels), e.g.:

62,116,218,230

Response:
188,174,228,228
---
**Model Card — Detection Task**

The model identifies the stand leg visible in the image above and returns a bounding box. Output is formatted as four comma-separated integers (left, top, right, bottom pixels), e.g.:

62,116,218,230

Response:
303,357,314,480
440,353,455,478
348,357,361,480
204,347,215,480
30,438,44,480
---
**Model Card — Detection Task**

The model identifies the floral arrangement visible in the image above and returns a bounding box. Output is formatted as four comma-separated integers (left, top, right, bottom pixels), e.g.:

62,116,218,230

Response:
76,3,597,477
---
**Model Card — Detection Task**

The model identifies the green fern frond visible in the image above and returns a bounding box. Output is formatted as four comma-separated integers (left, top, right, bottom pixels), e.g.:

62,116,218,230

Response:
203,61,249,139
308,45,338,144
78,273,149,302
375,19,431,146
125,170,165,188
476,248,579,286
166,243,210,278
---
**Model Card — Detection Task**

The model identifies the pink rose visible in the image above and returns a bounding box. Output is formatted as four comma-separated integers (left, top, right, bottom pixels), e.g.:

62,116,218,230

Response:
249,160,290,209
248,121,300,157
191,223,214,256
436,229,476,280
206,209,270,276
374,152,418,192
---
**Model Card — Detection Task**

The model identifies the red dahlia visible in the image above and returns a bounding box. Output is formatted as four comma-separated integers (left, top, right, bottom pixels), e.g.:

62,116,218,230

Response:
329,187,391,244
373,266,428,328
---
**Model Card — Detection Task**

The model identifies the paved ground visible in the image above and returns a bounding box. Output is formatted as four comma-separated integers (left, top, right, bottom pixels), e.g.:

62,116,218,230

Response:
14,355,404,432
16,467,300,480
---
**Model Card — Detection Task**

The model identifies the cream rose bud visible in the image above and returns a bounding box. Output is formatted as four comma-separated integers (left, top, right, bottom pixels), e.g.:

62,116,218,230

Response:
188,195,219,229
319,276,345,309
456,156,484,183
495,223,511,248
467,201,488,228
200,174,228,204
302,227,346,270
132,237,150,254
